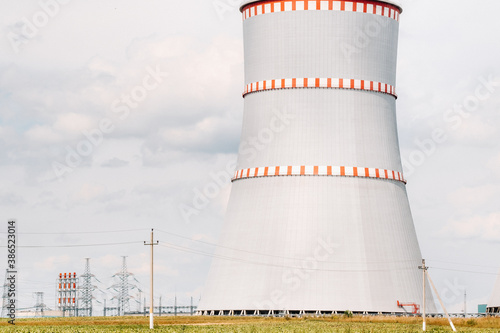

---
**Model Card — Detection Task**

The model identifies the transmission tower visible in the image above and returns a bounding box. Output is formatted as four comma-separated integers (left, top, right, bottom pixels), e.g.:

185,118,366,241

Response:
79,258,99,316
108,256,141,316
1,270,8,318
34,292,49,317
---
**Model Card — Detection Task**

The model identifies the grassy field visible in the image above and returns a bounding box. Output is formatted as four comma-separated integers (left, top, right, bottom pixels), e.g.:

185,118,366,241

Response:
0,315,499,332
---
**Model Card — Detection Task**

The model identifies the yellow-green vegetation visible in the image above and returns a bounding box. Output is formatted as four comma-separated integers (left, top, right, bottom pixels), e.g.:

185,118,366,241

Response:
0,315,499,332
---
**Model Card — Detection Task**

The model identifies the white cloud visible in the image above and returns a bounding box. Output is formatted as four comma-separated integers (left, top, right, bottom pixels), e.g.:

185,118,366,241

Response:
53,112,95,134
73,183,108,202
449,117,497,146
443,212,500,242
447,185,499,213
25,124,62,144
34,255,72,272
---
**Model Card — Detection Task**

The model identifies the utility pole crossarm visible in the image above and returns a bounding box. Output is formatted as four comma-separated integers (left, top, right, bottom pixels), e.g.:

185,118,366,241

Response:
144,229,159,330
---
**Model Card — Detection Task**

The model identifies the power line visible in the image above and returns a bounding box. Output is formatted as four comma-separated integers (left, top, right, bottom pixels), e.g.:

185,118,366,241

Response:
0,225,497,277
0,228,147,235
159,240,500,276
428,259,500,270
156,230,417,265
429,267,499,276
13,241,141,248
159,242,418,273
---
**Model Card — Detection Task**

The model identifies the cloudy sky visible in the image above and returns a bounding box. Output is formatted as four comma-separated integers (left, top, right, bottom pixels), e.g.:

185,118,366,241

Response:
0,0,499,314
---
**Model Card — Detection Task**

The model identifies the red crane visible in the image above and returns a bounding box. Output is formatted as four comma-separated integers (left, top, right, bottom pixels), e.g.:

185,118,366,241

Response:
397,300,420,314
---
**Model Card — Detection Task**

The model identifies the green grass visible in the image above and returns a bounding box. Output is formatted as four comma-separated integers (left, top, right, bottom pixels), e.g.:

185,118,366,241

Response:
0,316,499,332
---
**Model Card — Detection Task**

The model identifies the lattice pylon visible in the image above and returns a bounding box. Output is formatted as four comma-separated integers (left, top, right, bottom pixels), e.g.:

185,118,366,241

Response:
108,256,141,316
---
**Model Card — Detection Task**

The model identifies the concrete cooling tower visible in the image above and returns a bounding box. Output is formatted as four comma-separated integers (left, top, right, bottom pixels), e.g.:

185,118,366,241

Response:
487,272,500,314
198,0,436,315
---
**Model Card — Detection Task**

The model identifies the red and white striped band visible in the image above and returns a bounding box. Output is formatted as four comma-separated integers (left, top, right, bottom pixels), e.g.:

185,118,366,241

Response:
232,165,406,184
243,78,397,98
242,1,401,22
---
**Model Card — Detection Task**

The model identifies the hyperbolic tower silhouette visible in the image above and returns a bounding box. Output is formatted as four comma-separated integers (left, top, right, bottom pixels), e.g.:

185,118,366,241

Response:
487,271,500,314
199,0,435,314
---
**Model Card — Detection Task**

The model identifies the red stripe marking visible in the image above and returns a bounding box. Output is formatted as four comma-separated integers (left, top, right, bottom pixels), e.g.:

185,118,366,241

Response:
314,166,319,175
384,170,389,179
375,169,380,178
275,166,280,176
241,1,402,19
392,170,396,179
340,166,345,176
254,168,259,177
365,168,370,177
353,2,357,11
264,167,269,176
287,166,292,175
246,169,250,177
300,166,305,175
353,167,358,177
243,77,397,98
327,166,332,176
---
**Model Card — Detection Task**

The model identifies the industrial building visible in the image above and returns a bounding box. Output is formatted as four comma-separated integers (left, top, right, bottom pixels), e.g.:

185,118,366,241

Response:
199,0,436,315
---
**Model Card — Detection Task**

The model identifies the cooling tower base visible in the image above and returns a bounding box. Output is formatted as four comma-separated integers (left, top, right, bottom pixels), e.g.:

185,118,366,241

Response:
196,309,429,317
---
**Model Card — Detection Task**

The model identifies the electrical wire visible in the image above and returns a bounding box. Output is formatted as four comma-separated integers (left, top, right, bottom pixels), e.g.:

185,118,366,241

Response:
159,242,417,273
429,267,500,276
156,229,418,265
159,238,500,276
427,259,500,270
0,226,497,276
0,228,148,235
17,241,141,248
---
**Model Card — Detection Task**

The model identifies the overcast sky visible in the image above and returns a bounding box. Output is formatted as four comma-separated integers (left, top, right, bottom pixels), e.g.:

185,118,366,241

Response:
0,0,499,315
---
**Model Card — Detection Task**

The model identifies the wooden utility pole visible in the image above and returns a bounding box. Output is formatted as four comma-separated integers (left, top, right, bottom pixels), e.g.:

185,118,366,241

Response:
144,229,159,329
418,259,428,331
426,270,457,332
